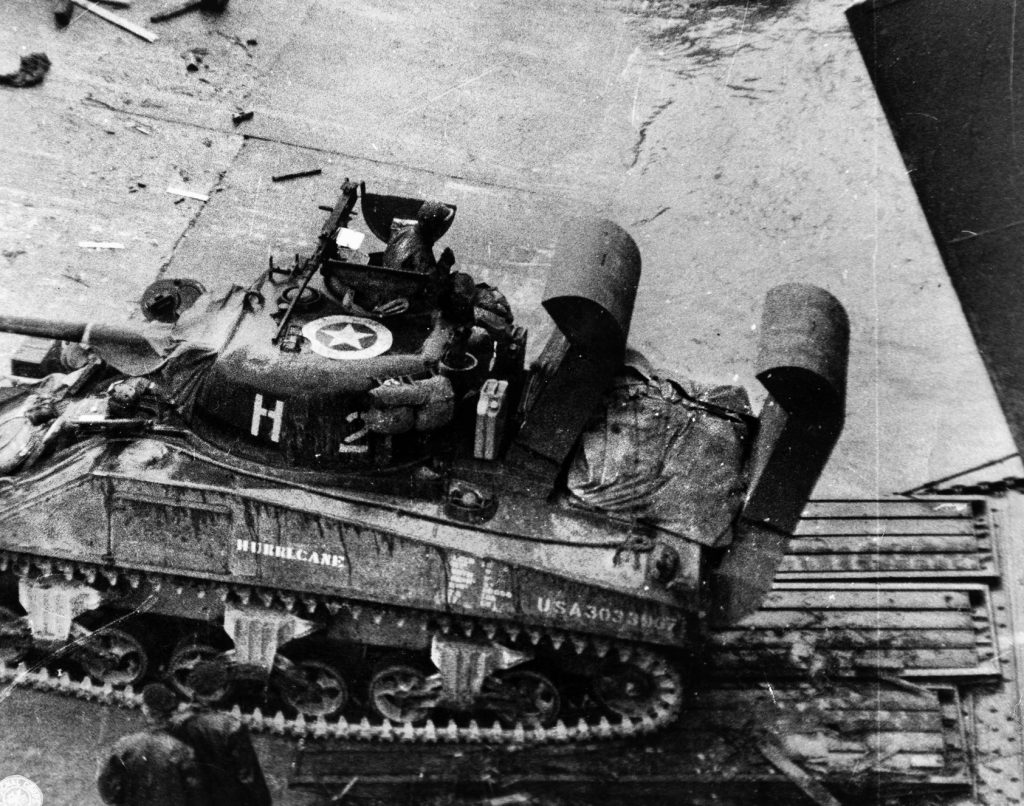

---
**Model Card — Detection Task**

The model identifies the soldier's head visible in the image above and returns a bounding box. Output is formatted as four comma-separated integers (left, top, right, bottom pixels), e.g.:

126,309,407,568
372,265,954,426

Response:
416,201,455,242
187,660,229,705
141,683,178,726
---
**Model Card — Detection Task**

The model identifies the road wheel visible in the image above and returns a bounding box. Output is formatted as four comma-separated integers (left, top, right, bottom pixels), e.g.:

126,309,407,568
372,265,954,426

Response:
166,641,228,701
78,624,149,687
367,664,436,723
274,656,348,718
484,668,561,727
593,648,682,721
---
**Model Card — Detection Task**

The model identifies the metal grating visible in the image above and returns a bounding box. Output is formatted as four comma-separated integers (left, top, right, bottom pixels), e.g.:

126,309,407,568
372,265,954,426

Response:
709,582,1000,680
289,682,971,803
778,498,997,580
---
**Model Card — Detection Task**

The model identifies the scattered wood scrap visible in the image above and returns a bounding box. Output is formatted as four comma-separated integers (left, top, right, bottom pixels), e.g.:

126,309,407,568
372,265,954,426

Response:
70,0,158,42
756,734,842,806
328,776,358,804
165,187,209,202
272,168,322,182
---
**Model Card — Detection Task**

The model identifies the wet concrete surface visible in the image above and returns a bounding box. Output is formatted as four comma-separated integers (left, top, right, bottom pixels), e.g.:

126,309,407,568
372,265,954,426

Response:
0,0,1019,803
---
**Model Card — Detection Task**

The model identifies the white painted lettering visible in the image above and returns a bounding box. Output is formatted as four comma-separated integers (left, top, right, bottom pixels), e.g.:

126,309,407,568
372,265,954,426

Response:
250,394,285,442
338,410,369,453
232,539,347,571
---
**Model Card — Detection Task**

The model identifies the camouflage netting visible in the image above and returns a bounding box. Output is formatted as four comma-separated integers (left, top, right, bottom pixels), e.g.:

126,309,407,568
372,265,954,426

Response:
567,368,751,548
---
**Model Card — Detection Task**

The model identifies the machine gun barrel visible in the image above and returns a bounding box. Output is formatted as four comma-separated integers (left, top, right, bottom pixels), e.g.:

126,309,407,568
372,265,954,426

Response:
317,178,361,249
272,178,360,345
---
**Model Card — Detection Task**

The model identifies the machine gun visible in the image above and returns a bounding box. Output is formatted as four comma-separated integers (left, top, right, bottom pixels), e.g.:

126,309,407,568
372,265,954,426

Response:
272,179,360,344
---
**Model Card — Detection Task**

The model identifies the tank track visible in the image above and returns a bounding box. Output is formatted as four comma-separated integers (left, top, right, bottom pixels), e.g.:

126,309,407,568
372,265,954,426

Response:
0,550,683,745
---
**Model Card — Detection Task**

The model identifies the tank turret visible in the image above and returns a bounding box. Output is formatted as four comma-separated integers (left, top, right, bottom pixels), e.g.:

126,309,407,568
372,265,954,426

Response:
0,182,848,740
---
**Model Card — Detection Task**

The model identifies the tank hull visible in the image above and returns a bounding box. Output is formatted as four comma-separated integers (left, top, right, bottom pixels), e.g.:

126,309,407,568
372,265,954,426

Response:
0,437,689,644
0,433,690,741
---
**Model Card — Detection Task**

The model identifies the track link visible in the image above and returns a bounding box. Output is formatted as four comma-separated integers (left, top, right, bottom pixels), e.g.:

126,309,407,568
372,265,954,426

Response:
0,551,683,745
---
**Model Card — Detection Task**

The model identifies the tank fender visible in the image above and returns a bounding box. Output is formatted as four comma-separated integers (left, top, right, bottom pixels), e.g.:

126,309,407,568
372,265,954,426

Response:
710,284,849,627
510,218,641,482
743,283,849,533
540,217,641,355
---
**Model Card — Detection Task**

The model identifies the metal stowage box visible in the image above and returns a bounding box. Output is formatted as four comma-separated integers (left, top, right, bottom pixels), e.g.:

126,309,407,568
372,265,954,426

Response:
474,379,509,460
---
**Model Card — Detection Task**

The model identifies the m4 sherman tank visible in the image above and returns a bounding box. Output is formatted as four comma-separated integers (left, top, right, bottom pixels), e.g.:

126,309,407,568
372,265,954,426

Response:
0,181,848,743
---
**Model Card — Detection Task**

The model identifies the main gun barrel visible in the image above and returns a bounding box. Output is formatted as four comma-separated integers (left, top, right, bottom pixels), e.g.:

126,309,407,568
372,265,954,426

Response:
0,315,171,376
0,315,89,343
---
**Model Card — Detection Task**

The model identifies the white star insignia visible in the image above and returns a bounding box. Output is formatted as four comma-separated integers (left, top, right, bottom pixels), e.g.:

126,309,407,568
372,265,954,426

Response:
321,323,375,350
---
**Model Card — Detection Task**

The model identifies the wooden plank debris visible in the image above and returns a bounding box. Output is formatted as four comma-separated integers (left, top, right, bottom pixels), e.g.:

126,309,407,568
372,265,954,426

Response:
756,735,843,806
165,187,209,202
330,776,358,803
272,168,323,182
70,0,158,42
